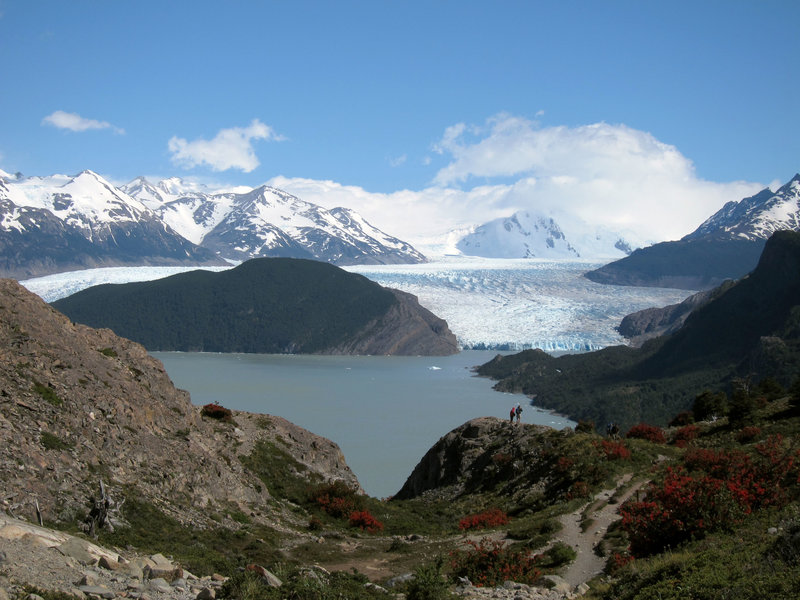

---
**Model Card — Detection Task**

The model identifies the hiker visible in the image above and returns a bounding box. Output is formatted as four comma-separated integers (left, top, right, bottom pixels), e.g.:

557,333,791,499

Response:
515,403,522,424
509,406,516,424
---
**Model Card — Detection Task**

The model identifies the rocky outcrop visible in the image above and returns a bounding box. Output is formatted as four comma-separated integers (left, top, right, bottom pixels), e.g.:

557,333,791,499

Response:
327,289,459,356
394,417,557,501
0,278,359,530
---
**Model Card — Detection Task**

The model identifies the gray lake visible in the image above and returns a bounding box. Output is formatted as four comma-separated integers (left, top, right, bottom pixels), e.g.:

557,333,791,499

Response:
153,350,574,498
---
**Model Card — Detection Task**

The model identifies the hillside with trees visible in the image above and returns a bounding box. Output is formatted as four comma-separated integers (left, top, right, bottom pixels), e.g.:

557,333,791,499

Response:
51,257,458,356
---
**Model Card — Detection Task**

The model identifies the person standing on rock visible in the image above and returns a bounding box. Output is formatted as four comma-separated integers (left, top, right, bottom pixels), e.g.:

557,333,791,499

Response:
510,406,516,424
515,403,522,424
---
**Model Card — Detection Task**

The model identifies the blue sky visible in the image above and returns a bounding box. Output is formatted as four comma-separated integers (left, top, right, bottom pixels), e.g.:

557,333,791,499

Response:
1,0,798,246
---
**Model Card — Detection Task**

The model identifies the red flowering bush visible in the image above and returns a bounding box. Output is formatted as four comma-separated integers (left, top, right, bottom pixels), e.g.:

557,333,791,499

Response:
458,508,510,531
201,402,233,422
672,424,699,448
449,537,542,587
606,552,634,575
567,480,591,500
598,439,632,460
626,423,666,444
736,426,762,443
621,435,800,556
556,456,574,472
669,411,694,427
311,481,364,518
492,452,513,467
349,510,384,533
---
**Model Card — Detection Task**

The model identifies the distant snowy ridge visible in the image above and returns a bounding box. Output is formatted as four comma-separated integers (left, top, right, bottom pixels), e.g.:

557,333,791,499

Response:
0,170,222,279
685,174,800,242
121,176,426,265
0,170,426,278
455,209,637,259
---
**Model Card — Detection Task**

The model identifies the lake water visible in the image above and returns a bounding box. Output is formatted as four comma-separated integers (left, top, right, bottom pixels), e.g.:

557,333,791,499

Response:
153,350,574,498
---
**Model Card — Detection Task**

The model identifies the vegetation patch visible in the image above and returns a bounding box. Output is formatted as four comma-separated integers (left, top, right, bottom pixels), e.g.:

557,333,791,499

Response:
33,380,62,406
201,402,233,422
449,537,542,587
458,508,510,531
40,431,72,451
240,440,318,505
98,493,281,575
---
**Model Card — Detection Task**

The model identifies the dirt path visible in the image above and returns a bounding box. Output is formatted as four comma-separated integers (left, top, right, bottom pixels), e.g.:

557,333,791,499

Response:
557,474,645,588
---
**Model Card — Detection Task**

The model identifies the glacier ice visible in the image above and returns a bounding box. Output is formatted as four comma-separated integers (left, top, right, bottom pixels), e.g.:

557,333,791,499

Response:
23,257,693,353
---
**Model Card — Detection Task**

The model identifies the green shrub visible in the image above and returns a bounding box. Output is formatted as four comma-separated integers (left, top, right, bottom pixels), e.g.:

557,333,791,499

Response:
405,557,454,600
33,380,62,406
539,541,577,568
41,431,72,451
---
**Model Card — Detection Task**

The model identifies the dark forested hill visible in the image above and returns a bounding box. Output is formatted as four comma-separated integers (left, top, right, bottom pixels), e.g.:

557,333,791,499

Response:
51,258,458,355
583,237,765,290
478,231,800,430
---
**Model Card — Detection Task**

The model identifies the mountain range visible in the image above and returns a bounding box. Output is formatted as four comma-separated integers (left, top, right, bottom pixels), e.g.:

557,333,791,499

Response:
0,170,425,279
585,174,800,289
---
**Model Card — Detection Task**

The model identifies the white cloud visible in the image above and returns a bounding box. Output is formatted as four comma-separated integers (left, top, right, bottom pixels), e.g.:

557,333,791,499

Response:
428,113,763,242
168,119,284,173
261,114,766,256
389,154,407,167
42,110,125,134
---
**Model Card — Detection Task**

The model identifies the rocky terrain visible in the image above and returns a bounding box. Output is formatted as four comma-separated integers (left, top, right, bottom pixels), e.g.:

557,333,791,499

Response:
0,277,359,532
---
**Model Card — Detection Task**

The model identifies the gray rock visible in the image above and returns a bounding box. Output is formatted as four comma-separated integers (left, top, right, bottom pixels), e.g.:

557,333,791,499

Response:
98,556,120,571
196,588,215,600
245,565,282,588
76,575,97,587
542,575,572,594
0,587,9,600
386,573,414,588
148,578,172,594
171,578,187,590
57,538,96,566
78,585,116,599
149,553,173,568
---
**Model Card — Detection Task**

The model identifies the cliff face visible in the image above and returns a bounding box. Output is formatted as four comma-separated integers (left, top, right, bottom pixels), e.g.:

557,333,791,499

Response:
326,289,459,356
0,279,359,528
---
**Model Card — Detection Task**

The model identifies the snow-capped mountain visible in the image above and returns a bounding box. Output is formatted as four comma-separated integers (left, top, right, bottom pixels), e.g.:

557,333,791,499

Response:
584,174,800,290
455,210,635,259
0,170,222,279
685,174,800,242
0,170,426,279
123,177,426,266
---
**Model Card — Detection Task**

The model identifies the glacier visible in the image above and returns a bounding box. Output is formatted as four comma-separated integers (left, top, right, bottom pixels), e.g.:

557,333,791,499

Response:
22,257,693,353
